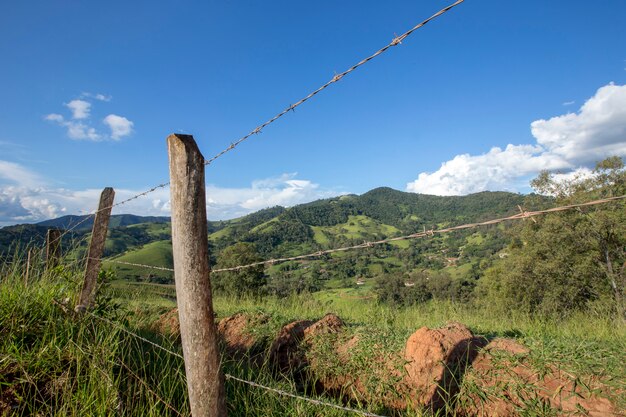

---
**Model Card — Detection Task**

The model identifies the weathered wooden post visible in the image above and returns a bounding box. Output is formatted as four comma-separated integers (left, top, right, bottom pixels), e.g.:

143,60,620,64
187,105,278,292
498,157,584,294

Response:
46,229,61,269
75,187,115,312
167,134,227,417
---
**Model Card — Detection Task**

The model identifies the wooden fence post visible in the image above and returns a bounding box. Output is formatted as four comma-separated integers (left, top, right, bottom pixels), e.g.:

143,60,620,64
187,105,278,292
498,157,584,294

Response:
167,134,227,417
75,187,115,312
46,229,61,269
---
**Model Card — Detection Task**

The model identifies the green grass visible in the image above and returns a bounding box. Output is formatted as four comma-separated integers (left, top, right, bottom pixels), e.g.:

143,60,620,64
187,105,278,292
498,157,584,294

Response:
311,226,331,246
312,215,402,246
445,262,472,279
106,241,174,281
249,218,279,234
208,225,235,241
2,253,625,416
127,222,172,238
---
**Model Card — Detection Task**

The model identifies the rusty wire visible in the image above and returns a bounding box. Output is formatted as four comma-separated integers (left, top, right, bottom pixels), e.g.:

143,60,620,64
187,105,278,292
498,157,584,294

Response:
96,194,626,275
43,0,466,247
203,0,465,166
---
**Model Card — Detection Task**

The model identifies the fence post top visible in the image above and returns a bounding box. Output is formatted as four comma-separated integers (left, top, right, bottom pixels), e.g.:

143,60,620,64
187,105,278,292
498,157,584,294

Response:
167,134,205,161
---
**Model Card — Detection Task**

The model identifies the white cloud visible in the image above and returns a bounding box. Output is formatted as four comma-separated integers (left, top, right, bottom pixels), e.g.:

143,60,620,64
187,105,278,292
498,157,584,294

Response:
407,83,626,196
407,145,568,195
45,96,133,141
0,165,342,226
0,160,44,188
66,122,101,141
562,101,575,106
65,99,91,119
531,83,626,163
103,114,133,140
44,113,64,123
81,92,112,102
45,114,102,141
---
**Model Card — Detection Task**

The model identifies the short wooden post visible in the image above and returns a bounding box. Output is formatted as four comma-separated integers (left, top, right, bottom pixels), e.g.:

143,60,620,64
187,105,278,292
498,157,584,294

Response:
75,187,115,312
167,134,227,417
46,229,61,269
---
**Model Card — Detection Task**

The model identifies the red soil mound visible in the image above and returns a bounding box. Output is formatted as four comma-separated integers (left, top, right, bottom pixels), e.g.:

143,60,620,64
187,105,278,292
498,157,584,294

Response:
404,321,482,409
460,338,616,416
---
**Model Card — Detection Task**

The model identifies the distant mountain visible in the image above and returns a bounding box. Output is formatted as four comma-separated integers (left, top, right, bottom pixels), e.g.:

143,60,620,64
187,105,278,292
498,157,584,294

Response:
1,189,551,271
36,214,171,231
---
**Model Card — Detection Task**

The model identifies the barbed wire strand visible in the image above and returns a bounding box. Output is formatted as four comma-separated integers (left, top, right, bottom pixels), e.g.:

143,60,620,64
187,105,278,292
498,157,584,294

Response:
85,311,388,417
96,194,626,274
41,1,466,247
203,0,465,166
223,373,387,417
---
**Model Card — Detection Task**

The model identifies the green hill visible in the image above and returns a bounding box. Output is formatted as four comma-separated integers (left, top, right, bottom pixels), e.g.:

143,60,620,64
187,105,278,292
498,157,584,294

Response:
1,188,551,284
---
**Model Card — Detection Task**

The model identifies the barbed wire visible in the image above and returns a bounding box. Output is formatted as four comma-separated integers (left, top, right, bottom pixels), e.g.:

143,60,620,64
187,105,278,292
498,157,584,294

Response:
223,373,387,417
40,0,466,248
203,0,465,166
96,194,626,275
101,258,174,272
40,0,465,251
85,311,387,417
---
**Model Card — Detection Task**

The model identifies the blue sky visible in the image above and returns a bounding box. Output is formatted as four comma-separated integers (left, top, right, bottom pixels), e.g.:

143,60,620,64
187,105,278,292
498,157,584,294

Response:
1,0,625,225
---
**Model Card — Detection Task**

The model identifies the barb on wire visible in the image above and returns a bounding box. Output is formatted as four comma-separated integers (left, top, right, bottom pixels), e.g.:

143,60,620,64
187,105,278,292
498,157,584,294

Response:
203,0,465,166
93,194,626,277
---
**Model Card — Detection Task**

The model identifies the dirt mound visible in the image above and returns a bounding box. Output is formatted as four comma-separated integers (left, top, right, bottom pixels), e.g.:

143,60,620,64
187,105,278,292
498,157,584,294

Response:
304,313,344,338
152,308,180,336
460,338,616,416
269,314,345,375
269,319,315,373
150,311,618,415
217,313,261,357
403,321,484,410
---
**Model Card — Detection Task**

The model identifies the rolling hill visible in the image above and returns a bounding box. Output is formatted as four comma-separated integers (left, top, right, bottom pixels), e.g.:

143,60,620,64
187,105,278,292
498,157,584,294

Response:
1,188,551,283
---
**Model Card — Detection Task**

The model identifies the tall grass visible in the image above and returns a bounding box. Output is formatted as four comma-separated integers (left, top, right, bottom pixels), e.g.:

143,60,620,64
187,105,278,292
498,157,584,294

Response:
2,250,625,415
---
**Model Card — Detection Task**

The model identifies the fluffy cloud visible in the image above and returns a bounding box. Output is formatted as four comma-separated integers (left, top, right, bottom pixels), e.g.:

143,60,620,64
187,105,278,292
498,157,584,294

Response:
407,83,626,195
45,94,133,141
103,114,133,140
531,83,626,163
65,99,91,119
0,164,342,226
407,145,568,196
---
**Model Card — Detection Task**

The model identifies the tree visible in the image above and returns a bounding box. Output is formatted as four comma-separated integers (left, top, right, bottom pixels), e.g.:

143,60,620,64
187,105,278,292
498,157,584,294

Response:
480,157,626,318
213,242,266,297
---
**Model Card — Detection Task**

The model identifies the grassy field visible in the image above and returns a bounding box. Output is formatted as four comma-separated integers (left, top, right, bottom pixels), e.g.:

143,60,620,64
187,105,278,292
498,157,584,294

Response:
105,240,174,281
2,255,625,416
